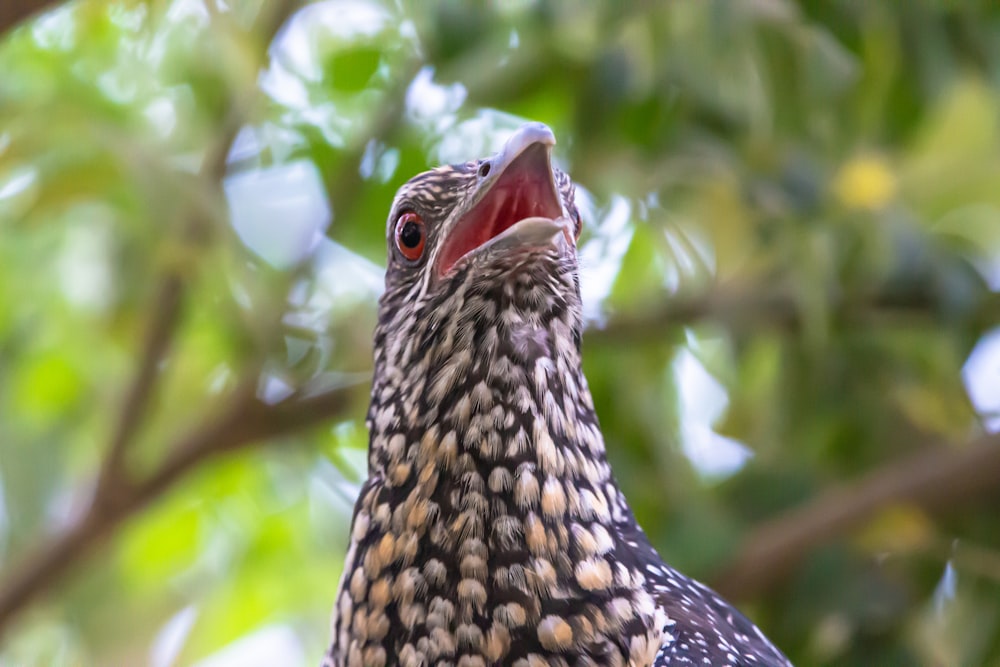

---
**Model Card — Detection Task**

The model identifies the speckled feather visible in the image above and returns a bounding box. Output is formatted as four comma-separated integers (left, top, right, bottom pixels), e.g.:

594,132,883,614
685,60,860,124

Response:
323,126,792,667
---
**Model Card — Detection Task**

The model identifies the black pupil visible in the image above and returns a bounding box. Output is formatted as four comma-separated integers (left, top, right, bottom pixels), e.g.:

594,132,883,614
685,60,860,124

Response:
478,161,490,178
399,219,422,248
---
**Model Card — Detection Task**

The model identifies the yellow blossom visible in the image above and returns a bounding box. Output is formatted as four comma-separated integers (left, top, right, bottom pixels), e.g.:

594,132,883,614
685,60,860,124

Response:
833,154,896,211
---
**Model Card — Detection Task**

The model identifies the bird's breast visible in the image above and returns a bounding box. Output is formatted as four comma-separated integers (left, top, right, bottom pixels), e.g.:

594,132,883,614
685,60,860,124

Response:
328,379,668,666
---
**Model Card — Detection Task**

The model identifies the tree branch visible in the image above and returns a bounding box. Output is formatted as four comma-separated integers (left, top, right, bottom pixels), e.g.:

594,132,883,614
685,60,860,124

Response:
584,285,1000,345
95,62,264,497
0,379,366,633
713,431,1000,600
0,0,305,638
0,0,431,636
0,0,61,37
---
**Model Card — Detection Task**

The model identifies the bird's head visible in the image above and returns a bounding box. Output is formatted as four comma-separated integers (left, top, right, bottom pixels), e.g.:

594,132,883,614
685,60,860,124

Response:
373,122,583,390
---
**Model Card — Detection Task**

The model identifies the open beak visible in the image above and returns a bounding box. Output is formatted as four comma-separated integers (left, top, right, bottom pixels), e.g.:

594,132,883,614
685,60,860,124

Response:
435,123,571,277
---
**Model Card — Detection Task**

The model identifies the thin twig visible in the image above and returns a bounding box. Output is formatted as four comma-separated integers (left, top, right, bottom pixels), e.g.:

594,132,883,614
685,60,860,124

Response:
95,70,267,496
96,0,298,511
96,277,183,501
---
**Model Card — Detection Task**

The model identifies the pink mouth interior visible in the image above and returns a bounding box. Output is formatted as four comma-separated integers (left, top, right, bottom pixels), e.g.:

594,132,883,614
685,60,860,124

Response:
437,145,562,276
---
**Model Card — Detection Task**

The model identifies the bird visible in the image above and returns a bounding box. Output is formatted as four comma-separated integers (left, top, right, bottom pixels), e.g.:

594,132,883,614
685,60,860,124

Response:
323,122,792,667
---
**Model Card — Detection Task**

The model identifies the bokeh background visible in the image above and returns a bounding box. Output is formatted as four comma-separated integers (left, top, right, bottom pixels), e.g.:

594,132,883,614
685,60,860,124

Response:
2,1,1000,665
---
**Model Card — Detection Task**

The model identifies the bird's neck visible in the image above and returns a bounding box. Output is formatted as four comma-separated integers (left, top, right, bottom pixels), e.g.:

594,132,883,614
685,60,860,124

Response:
368,307,616,494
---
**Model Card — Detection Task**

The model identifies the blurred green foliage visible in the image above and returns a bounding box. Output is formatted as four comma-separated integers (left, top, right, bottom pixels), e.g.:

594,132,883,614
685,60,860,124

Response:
2,1,1000,665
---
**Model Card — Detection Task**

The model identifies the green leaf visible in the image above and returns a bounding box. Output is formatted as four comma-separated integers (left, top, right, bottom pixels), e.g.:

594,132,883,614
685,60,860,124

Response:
326,46,382,93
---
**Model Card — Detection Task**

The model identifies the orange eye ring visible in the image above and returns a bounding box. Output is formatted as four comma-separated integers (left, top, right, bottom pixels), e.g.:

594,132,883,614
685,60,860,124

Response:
394,211,426,261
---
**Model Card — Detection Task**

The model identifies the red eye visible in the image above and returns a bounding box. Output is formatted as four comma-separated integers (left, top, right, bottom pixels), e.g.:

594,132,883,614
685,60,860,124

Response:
394,211,425,261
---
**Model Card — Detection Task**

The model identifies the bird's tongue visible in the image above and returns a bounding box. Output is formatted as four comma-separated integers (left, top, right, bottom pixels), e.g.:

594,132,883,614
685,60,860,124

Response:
437,144,562,276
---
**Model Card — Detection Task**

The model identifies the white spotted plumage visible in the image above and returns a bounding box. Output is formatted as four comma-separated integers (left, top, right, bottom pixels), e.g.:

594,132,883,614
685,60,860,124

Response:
323,125,791,667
